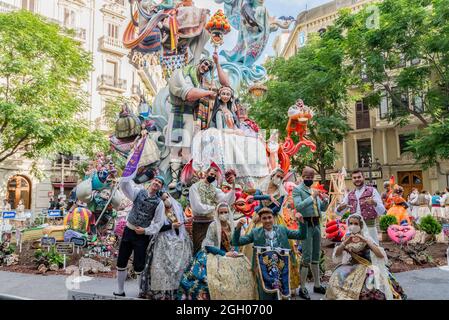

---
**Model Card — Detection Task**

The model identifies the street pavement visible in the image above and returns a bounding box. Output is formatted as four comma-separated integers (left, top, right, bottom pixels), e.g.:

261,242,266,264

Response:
1,267,449,300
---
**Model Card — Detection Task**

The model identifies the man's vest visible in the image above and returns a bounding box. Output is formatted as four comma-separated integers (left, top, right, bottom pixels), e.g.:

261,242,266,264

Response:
347,186,377,221
127,189,161,229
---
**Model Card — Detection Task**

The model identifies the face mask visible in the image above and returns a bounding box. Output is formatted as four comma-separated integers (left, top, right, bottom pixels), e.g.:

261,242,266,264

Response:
348,225,361,234
219,213,229,222
207,176,216,183
163,199,171,208
272,177,282,186
304,180,314,187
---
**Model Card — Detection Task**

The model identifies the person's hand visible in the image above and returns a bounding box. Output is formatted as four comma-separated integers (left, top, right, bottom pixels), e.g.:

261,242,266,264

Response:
226,251,239,258
295,212,304,223
352,234,367,243
342,235,354,247
337,203,348,211
364,197,376,206
320,193,329,201
312,189,320,198
207,90,217,99
172,222,182,229
252,215,260,225
135,227,145,235
237,218,246,228
270,195,280,207
212,52,219,65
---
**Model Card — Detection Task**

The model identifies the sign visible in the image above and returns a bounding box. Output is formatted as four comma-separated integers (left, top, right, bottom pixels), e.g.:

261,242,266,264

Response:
41,237,57,247
315,170,383,181
2,211,16,219
56,242,75,255
70,237,87,248
48,210,62,217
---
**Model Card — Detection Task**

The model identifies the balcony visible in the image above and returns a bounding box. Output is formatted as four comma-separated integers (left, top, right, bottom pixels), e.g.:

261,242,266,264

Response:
97,75,127,93
0,1,18,13
99,36,128,56
101,1,127,20
110,0,125,5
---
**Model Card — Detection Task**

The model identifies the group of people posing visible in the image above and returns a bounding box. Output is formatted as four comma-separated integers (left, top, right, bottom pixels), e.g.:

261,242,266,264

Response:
112,166,406,300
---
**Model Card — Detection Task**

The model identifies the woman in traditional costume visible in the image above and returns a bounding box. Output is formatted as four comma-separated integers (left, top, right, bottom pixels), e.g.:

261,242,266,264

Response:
177,203,256,300
139,193,193,300
208,86,240,130
326,214,406,300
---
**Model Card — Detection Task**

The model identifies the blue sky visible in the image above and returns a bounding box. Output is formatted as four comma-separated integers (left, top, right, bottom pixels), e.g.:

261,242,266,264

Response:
195,0,329,61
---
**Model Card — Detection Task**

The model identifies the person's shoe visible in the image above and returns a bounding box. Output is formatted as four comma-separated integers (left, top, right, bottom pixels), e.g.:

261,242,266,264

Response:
313,285,327,294
113,292,126,297
297,288,310,300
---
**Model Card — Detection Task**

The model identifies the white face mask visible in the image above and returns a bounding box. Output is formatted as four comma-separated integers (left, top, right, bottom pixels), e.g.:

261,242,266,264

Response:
163,199,171,208
348,225,361,234
219,213,229,222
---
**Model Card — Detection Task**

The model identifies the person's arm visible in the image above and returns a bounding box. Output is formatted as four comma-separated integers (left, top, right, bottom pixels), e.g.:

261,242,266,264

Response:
286,225,307,240
144,201,166,236
185,88,216,102
119,179,140,202
214,53,231,87
232,226,255,246
319,197,330,212
364,236,385,259
372,189,386,216
292,188,314,212
253,189,271,201
440,195,446,207
204,246,226,256
189,184,215,216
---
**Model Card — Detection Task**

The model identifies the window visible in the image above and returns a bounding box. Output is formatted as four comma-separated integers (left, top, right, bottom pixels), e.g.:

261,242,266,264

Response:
391,87,409,116
379,93,388,119
7,175,31,209
413,94,424,113
357,139,372,168
63,8,76,28
22,0,35,12
105,60,118,79
399,133,413,154
298,31,306,47
108,23,119,39
355,100,370,129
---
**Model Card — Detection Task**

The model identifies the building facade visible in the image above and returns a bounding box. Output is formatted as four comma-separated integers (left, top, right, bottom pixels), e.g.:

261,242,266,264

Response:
0,0,165,212
277,0,449,196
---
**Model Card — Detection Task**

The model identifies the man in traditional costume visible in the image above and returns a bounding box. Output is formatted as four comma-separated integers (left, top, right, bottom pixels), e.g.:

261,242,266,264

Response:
140,192,193,299
232,207,307,300
166,52,230,189
113,176,166,297
336,170,385,243
292,167,329,300
189,164,236,253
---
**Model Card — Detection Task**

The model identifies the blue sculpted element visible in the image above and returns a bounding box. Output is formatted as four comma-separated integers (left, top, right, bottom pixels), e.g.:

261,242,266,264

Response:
214,0,295,90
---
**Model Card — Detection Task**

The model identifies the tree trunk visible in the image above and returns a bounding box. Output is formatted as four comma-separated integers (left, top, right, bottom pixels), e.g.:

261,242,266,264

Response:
319,164,326,185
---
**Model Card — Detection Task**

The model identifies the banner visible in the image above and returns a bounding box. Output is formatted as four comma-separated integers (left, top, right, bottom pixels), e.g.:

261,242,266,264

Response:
122,136,147,182
256,249,290,299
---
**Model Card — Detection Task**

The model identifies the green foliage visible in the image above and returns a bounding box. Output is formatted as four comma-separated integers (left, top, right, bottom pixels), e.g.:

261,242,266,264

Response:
34,246,64,267
338,0,449,166
0,10,108,165
419,215,443,235
248,29,352,181
380,215,398,232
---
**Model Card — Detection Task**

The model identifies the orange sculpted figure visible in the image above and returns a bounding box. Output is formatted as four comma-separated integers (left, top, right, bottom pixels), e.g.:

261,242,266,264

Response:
387,185,411,225
283,99,316,155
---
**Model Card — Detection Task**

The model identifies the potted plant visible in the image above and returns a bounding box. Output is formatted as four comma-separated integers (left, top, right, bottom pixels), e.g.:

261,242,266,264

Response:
418,215,442,242
379,215,398,241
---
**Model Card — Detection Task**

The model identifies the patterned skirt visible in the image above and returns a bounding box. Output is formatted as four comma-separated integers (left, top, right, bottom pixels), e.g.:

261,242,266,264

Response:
177,250,210,300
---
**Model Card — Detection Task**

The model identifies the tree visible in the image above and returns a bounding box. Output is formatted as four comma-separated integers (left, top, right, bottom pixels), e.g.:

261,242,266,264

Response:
248,29,352,183
338,0,449,165
0,10,108,165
